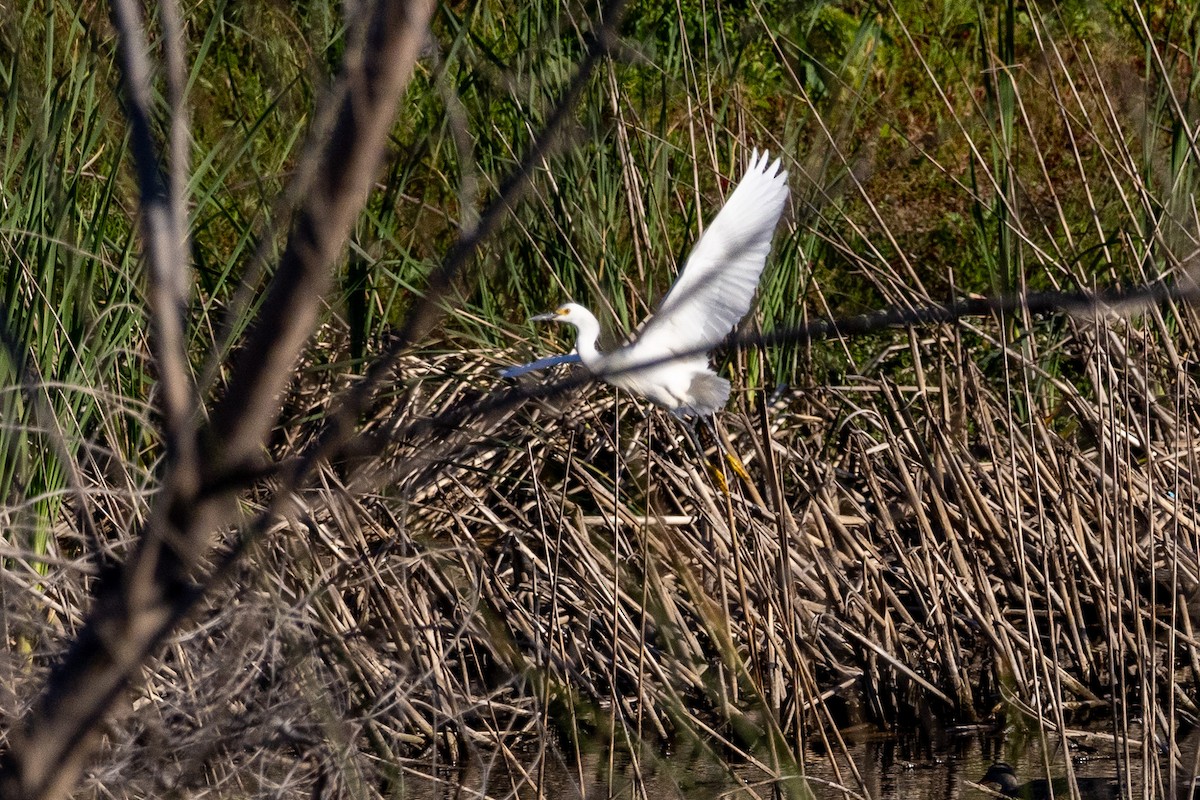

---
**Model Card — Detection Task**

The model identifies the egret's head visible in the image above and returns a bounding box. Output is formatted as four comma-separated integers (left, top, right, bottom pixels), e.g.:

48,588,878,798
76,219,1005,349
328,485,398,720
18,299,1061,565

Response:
531,303,586,324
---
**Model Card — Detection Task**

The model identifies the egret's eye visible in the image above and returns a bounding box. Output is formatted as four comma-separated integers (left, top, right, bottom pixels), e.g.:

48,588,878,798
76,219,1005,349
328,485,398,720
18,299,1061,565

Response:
557,308,569,316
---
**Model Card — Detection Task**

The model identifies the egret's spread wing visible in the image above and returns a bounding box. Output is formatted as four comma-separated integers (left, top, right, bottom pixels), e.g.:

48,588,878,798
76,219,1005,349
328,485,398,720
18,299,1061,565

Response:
632,149,788,361
499,352,583,379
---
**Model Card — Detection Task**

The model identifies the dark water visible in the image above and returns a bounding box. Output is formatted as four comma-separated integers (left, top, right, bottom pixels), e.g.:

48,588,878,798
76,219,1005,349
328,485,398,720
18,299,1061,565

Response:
394,727,1158,799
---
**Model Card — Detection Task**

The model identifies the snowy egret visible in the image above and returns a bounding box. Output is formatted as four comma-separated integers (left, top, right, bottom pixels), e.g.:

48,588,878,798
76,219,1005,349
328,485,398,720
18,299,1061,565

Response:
528,149,789,417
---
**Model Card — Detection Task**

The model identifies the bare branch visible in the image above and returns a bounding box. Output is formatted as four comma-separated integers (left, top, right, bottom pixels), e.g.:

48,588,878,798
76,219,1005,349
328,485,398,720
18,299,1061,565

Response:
375,277,1200,462
275,0,631,490
108,0,196,480
205,0,437,478
0,2,435,798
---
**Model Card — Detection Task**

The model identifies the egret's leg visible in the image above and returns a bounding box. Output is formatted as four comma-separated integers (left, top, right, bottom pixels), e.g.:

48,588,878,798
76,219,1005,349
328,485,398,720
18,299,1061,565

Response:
669,412,729,493
684,414,735,494
681,418,706,461
703,415,751,482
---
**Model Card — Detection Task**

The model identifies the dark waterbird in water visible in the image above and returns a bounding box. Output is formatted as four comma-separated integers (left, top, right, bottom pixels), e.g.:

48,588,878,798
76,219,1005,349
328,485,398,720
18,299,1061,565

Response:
979,762,1121,799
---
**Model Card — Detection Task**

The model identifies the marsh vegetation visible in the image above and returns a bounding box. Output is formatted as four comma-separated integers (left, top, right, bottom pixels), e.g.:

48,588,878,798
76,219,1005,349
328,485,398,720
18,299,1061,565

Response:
1,0,1199,797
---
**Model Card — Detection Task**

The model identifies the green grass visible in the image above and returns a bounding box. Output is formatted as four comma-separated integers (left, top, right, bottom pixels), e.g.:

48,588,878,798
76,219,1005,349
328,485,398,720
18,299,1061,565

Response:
1,3,147,567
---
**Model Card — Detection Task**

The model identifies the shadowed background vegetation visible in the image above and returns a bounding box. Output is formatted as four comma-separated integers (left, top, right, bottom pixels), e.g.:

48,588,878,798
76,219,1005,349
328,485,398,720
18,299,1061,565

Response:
2,0,1200,797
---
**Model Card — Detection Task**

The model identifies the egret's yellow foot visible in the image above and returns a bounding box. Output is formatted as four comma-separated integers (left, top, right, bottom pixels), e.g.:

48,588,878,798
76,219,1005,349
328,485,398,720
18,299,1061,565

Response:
707,461,730,495
725,450,751,482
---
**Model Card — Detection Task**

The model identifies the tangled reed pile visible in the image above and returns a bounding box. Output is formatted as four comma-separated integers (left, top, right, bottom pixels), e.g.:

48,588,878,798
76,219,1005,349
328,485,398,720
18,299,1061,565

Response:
9,301,1199,797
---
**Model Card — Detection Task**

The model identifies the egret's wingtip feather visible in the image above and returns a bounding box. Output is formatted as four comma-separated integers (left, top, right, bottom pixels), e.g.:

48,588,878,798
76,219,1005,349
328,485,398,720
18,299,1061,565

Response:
743,146,788,188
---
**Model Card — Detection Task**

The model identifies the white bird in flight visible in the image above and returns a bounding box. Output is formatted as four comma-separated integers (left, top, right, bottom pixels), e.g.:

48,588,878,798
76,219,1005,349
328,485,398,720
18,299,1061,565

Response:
524,150,789,418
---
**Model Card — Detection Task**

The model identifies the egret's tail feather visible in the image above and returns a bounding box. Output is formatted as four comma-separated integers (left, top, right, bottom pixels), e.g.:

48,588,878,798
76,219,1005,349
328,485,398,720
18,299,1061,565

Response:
679,372,730,417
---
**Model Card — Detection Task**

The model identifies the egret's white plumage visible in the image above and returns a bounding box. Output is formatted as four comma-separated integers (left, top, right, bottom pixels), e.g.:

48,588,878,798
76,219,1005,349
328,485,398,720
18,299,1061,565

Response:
530,150,789,417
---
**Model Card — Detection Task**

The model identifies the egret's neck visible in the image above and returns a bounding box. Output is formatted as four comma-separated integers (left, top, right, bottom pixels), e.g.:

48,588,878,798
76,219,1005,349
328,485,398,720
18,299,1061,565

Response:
568,310,603,369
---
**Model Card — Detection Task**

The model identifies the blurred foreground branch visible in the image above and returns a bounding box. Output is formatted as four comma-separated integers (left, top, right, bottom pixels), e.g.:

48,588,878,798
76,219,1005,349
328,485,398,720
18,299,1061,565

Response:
0,1,435,797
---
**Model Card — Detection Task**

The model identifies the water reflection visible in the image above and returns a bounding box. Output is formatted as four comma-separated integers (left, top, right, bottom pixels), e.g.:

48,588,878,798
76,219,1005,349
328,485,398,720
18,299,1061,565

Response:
395,729,1165,799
